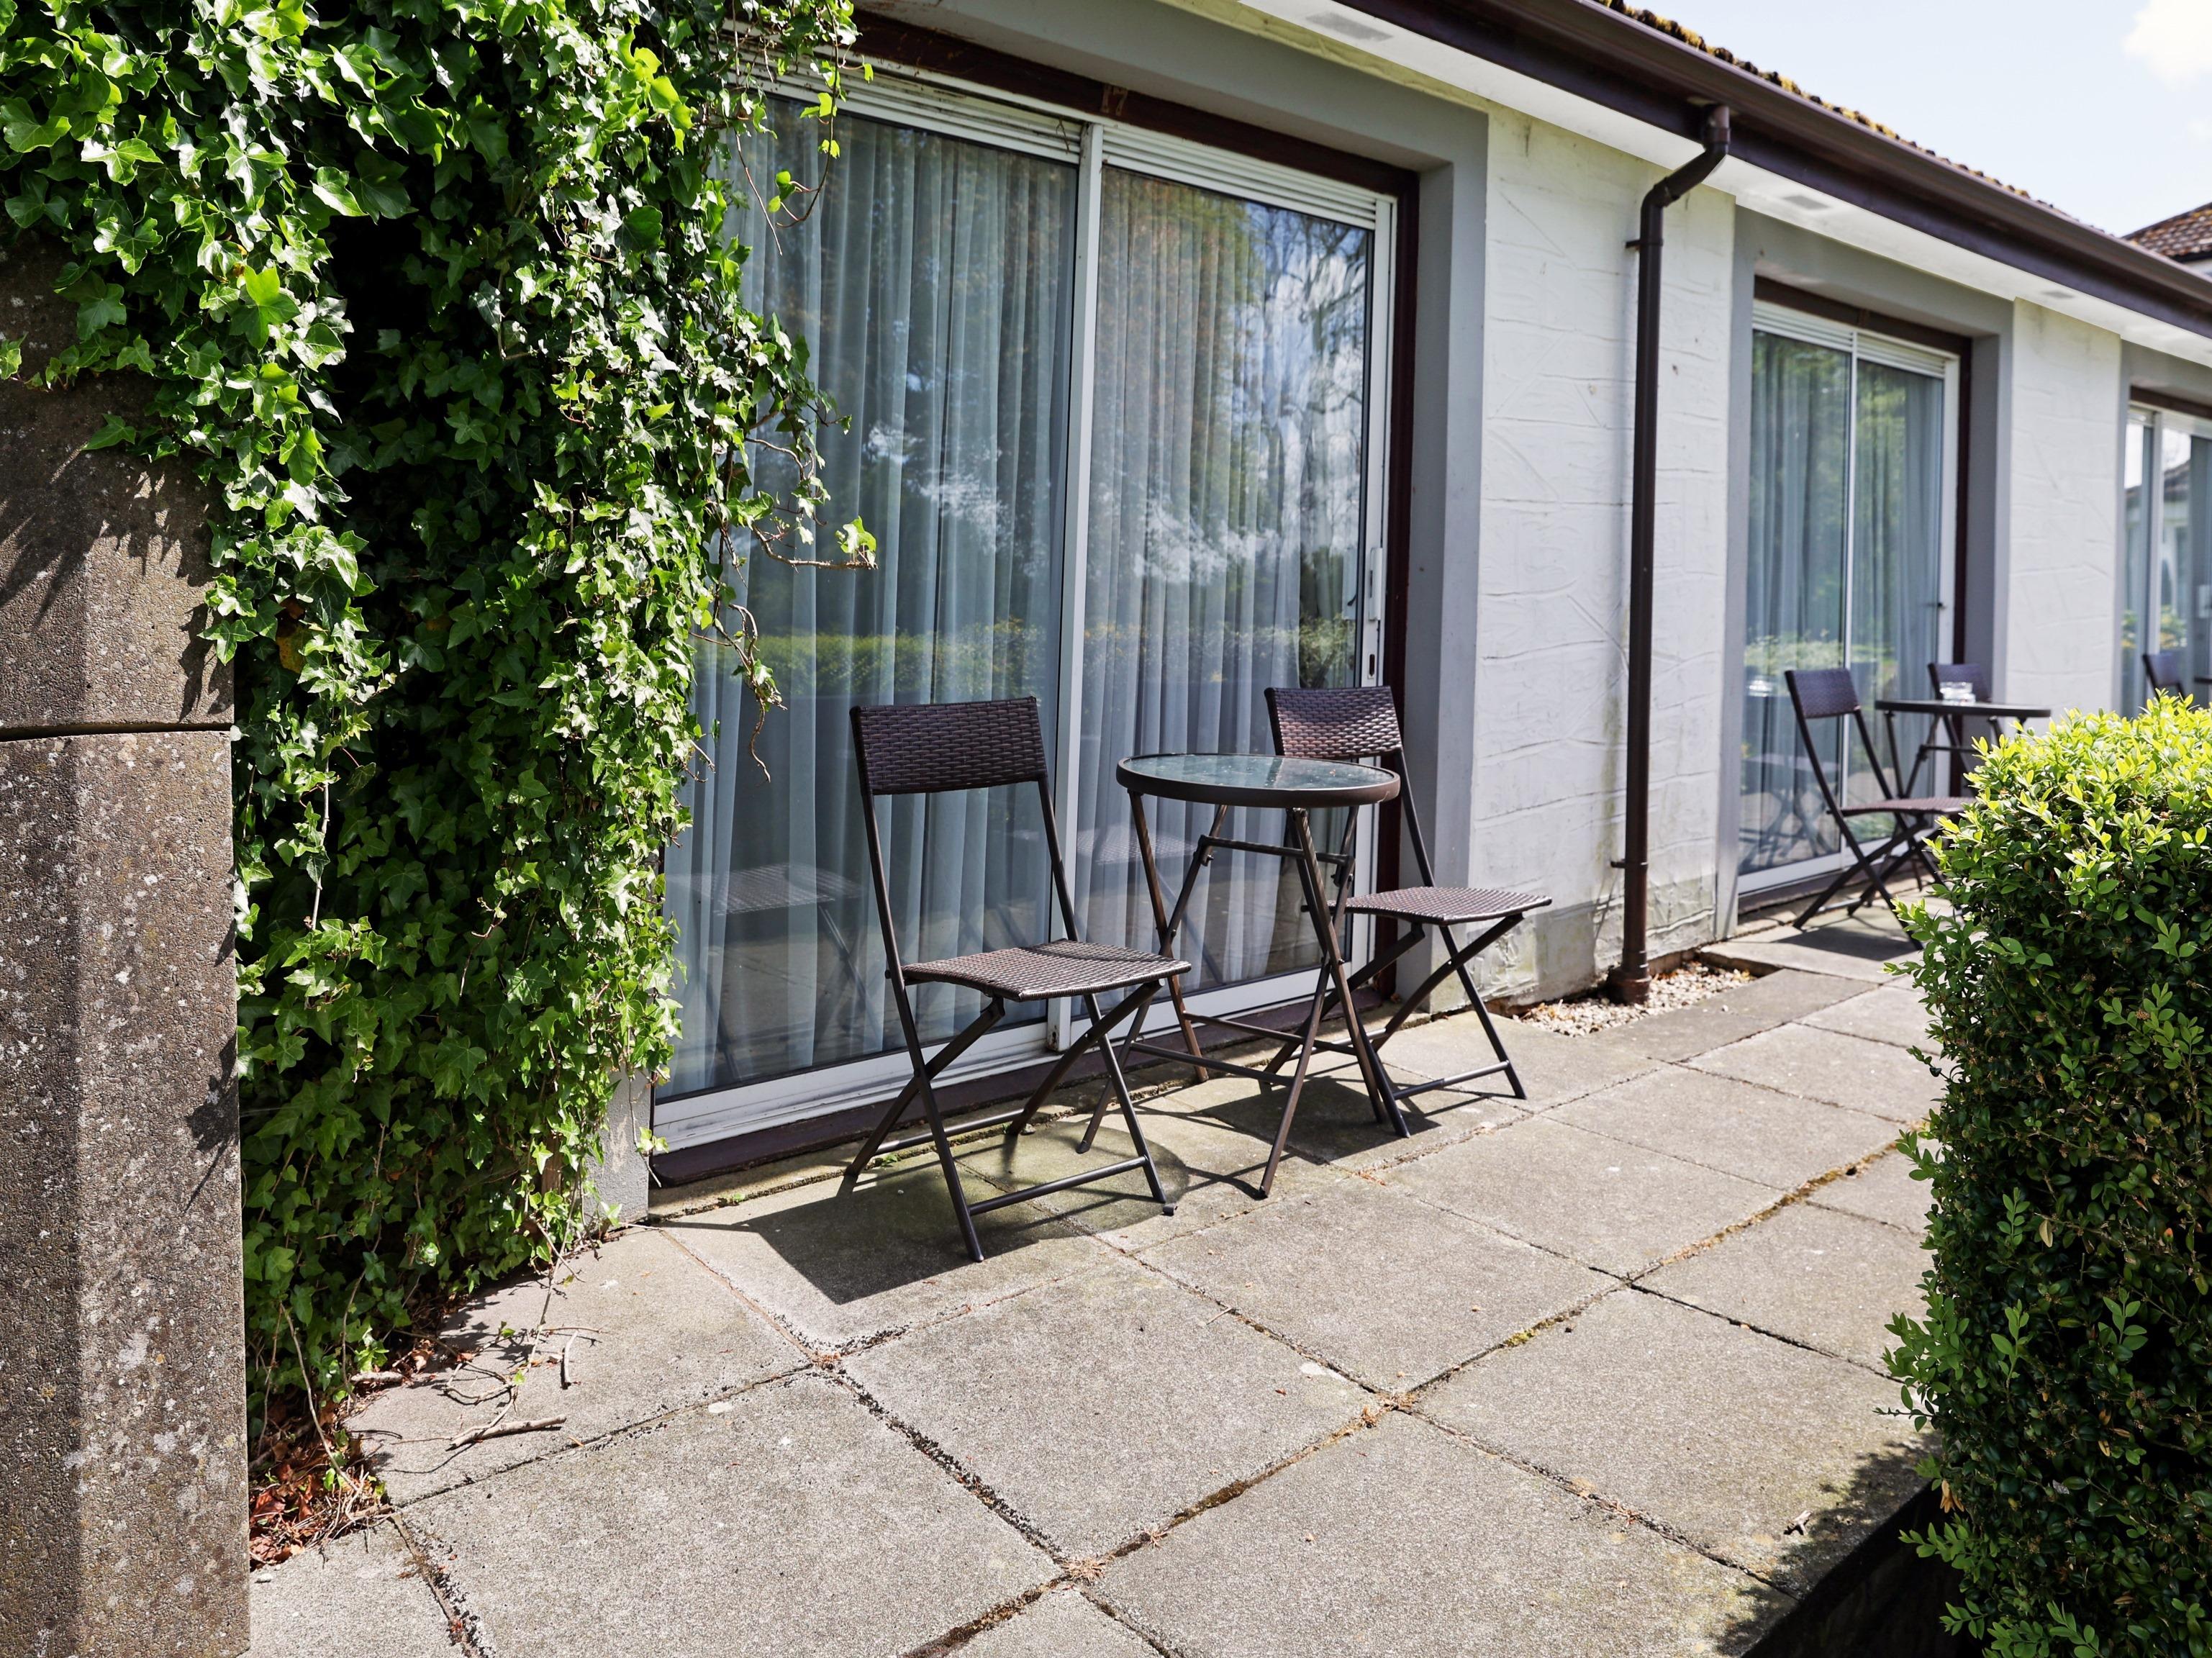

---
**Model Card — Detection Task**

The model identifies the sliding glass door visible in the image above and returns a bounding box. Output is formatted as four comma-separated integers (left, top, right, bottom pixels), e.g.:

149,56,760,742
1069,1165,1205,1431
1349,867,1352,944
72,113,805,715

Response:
1739,304,1956,884
2122,404,2212,710
660,81,1392,1148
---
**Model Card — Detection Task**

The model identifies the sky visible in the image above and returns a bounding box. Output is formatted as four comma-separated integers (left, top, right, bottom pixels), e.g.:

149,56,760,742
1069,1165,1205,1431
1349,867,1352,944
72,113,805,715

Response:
1658,0,2212,237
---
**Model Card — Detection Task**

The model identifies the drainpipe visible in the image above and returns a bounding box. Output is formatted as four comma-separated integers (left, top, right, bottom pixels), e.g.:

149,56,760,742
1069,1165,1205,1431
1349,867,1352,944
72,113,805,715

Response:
1614,103,1731,1004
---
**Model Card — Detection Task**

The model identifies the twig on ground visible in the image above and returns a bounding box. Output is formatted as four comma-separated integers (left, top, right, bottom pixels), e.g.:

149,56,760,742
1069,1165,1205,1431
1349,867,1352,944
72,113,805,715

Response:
450,1416,567,1450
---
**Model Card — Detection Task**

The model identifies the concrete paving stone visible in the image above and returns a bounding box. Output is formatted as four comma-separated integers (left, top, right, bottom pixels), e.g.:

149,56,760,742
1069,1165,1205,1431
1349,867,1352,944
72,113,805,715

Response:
350,1228,802,1503
956,1588,1160,1658
1687,1025,1944,1123
1798,982,1935,1051
1808,1149,1931,1236
1643,1202,1929,1371
956,1090,1347,1251
1282,1069,1533,1173
1704,917,1918,984
1143,1178,1609,1391
1381,1014,1662,1109
845,1256,1367,1557
1099,1410,1776,1657
1378,1117,1783,1277
410,1373,1053,1657
1605,970,1867,1061
1552,1066,1903,1193
661,1161,1111,1350
1420,1290,1925,1590
248,1522,455,1658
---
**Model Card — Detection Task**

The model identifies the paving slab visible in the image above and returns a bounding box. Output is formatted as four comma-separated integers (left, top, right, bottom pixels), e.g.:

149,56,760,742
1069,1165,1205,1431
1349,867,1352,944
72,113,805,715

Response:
350,1228,801,1502
1553,1066,1903,1192
661,1161,1110,1349
1099,1410,1777,1657
956,1095,1346,1251
1379,1015,1661,1109
1808,1149,1930,1236
843,1256,1366,1557
1378,1116,1782,1277
1687,1024,1944,1123
248,1523,455,1658
1798,982,1935,1051
1419,1290,1924,1590
957,1588,1160,1658
1143,1177,1608,1390
1643,1202,1929,1371
410,1374,1052,1657
1603,970,1866,1061
1704,918,1918,984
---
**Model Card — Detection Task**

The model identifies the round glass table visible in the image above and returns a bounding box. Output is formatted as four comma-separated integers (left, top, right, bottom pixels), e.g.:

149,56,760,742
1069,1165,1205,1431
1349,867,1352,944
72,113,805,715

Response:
1112,752,1403,1197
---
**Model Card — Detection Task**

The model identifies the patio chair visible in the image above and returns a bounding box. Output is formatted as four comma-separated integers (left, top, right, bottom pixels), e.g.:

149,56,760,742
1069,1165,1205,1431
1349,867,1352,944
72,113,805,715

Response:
2145,650,2188,698
845,695,1185,1261
1264,685,1551,1111
1784,668,1966,928
1913,661,1993,794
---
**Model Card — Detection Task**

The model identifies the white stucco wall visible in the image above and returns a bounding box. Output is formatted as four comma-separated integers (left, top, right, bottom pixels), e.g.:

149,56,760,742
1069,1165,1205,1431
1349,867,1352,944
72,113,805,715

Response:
1999,303,2126,717
1466,108,1735,999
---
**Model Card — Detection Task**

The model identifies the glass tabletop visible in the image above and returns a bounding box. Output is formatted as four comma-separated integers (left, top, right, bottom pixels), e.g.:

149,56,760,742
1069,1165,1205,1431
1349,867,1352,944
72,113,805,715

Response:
1116,752,1400,808
1875,697,2052,720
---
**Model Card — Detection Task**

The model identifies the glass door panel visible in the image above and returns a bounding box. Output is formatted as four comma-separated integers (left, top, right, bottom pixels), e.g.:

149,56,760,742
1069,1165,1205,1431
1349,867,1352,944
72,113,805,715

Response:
1741,332,1851,875
1850,360,1947,805
1071,168,1373,987
665,109,1078,1099
2123,412,2153,708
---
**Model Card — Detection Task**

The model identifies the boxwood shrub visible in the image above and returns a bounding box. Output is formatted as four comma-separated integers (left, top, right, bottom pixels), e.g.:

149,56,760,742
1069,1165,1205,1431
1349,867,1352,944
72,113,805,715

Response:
1893,697,2212,1657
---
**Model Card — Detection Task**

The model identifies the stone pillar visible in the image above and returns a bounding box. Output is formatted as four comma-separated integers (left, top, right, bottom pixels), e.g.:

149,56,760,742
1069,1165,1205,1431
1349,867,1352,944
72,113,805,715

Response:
0,239,248,1655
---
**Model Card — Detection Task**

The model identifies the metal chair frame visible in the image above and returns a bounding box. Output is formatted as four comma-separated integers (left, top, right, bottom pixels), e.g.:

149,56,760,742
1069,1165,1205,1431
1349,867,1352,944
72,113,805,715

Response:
1784,668,1963,929
1260,686,1550,1116
2145,649,2188,699
844,697,1182,1261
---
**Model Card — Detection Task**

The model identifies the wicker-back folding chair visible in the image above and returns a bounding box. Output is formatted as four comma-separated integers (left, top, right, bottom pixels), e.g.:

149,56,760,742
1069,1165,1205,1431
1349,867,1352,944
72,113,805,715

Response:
1264,686,1550,1114
2145,650,2188,697
846,696,1186,1261
1910,661,1993,794
1785,667,1967,928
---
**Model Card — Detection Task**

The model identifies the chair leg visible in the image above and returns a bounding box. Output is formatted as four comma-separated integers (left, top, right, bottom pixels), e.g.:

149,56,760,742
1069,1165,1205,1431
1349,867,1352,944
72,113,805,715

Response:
1082,988,1171,1210
916,1077,987,1263
840,1000,1005,1192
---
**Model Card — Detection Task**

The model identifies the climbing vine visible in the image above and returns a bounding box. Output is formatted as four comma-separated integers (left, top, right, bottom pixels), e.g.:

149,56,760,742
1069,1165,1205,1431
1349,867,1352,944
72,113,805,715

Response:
0,0,864,1415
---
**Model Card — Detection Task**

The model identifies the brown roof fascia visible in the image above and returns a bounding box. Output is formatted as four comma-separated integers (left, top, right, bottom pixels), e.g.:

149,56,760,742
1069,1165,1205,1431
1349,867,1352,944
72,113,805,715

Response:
1336,0,2212,340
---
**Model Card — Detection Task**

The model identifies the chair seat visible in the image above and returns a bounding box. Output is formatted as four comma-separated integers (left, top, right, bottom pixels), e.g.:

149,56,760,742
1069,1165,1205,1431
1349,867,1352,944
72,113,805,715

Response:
905,939,1191,1001
1839,796,1969,817
1348,884,1552,925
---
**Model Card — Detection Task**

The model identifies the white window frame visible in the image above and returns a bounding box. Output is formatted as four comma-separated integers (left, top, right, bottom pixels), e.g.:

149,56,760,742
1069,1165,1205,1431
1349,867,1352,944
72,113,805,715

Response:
1739,302,1961,897
655,68,1397,1152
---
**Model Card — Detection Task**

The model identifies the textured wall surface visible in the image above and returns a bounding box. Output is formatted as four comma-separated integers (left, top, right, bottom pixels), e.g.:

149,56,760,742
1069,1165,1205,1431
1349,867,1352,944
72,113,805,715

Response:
2001,302,2125,717
0,235,246,1657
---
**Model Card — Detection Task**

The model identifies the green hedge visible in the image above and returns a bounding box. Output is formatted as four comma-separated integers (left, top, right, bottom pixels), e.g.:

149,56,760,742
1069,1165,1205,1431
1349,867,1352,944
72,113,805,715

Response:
1894,697,2212,1657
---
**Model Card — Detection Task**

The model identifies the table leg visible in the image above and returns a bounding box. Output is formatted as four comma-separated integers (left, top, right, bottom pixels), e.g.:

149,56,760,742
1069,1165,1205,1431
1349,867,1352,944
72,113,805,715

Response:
1292,807,1402,1138
1127,787,1207,1078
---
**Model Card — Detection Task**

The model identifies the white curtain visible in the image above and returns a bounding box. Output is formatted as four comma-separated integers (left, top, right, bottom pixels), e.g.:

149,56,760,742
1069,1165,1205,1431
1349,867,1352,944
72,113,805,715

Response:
1072,170,1372,987
665,109,1076,1098
1850,360,1946,798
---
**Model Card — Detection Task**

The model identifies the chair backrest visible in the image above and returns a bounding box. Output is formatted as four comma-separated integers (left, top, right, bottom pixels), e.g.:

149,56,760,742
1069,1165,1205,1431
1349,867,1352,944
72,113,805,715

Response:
1784,666,1899,812
1928,661,1989,702
850,697,1049,797
2145,650,2186,694
1266,685,1403,764
848,697,1075,982
1265,684,1439,886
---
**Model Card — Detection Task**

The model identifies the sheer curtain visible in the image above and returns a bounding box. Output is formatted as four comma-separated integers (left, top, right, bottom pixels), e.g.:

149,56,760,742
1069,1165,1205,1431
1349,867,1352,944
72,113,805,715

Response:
665,110,1076,1100
1741,332,1850,874
2123,414,2153,709
1072,171,1372,987
1851,361,1946,802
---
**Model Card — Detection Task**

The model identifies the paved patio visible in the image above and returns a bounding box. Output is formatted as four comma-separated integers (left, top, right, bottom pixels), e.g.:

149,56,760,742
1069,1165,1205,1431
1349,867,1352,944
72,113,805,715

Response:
255,912,1941,1657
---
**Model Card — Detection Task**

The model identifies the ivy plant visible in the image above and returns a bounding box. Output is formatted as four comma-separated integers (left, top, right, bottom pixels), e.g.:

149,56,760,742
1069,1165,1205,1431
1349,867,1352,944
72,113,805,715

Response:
0,0,866,1415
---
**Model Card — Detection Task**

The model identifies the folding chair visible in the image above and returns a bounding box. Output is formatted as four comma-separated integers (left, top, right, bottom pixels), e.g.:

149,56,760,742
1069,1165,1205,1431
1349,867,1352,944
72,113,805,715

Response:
1263,685,1551,1113
845,696,1186,1261
2145,650,2188,698
1785,667,1966,928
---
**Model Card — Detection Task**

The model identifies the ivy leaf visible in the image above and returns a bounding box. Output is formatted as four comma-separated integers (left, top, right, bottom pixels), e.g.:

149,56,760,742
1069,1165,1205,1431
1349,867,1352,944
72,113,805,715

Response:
620,204,664,248
81,412,137,451
310,167,363,217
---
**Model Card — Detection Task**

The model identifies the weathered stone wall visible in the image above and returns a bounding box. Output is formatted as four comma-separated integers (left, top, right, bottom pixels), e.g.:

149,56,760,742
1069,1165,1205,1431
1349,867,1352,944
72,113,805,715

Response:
0,236,247,1657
